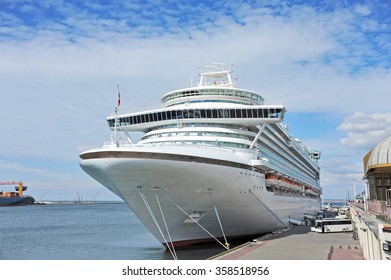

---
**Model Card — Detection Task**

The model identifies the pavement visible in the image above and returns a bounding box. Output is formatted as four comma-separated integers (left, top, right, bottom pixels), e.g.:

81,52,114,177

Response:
212,225,364,260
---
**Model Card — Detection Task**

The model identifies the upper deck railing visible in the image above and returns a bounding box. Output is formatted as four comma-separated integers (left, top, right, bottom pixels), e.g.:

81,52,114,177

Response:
161,64,265,107
161,88,265,107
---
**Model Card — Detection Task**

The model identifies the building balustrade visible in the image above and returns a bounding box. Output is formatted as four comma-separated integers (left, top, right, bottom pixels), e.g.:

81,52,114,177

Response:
366,199,391,221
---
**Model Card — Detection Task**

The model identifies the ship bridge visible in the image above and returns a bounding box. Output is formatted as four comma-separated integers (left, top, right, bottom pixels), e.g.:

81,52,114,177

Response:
107,105,285,132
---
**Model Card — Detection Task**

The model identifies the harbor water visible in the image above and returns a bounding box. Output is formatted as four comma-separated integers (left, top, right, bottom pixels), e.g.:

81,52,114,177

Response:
0,202,227,260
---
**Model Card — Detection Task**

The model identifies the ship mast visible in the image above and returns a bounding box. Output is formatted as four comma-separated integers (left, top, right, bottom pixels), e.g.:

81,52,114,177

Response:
198,63,234,87
111,85,133,146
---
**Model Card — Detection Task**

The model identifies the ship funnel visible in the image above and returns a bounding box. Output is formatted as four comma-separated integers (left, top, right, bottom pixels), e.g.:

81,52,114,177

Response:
14,182,27,196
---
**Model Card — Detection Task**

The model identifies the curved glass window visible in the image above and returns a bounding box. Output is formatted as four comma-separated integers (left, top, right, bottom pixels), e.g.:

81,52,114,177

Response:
107,108,283,128
162,89,264,105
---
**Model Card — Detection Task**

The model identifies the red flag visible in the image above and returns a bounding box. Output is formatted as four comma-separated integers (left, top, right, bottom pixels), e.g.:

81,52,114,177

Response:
117,85,121,107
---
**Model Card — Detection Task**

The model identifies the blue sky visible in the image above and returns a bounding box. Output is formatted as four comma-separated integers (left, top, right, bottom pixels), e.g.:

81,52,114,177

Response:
0,0,390,201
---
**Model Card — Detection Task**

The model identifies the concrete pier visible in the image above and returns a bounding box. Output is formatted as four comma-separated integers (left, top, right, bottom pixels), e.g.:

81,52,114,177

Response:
211,225,364,260
212,203,391,260
350,203,391,260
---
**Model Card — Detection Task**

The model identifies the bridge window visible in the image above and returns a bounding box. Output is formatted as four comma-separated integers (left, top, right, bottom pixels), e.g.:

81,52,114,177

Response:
109,106,283,128
246,109,253,118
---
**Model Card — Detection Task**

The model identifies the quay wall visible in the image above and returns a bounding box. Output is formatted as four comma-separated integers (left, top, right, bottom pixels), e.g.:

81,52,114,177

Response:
350,204,391,260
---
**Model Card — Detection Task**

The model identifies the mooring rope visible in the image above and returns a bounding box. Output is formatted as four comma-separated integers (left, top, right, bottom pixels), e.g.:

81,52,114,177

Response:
164,192,229,251
209,190,229,249
154,191,178,260
138,190,178,260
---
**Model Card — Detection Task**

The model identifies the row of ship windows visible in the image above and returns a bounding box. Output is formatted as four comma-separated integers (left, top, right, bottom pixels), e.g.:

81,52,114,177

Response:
142,131,253,141
143,140,247,149
262,133,311,178
162,89,265,104
108,108,283,128
167,99,257,107
261,128,320,179
152,123,248,131
261,149,318,185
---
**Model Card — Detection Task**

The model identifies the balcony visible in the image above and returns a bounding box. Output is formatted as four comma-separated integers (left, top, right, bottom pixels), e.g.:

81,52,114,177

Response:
366,199,391,222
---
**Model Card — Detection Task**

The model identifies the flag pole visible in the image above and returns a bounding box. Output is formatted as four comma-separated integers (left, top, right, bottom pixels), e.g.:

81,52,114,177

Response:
113,85,120,146
117,84,121,108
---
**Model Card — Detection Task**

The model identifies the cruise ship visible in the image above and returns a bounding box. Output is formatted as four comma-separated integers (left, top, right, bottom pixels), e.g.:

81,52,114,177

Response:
79,64,321,252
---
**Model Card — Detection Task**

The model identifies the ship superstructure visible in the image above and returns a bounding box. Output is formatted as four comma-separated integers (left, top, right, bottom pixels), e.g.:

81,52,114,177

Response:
80,64,321,254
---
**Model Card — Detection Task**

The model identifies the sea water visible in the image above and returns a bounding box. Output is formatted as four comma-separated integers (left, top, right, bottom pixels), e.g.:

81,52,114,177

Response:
0,202,226,260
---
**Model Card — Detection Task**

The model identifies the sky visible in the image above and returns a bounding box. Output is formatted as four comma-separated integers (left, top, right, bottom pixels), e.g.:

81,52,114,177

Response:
0,0,390,201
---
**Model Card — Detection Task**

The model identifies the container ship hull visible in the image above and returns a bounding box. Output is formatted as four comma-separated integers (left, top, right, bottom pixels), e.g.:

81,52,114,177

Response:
0,196,35,206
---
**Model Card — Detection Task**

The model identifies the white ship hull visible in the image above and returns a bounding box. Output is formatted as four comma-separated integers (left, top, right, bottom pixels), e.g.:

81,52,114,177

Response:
80,146,320,247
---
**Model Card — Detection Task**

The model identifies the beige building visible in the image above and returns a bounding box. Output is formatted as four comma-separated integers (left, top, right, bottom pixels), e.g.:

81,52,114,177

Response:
353,135,391,259
363,135,391,216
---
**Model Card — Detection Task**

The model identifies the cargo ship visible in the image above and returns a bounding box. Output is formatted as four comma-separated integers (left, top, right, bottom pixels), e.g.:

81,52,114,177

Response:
0,181,35,206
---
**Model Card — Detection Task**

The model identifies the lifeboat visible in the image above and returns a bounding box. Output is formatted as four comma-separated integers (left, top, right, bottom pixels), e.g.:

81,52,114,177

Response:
265,174,302,191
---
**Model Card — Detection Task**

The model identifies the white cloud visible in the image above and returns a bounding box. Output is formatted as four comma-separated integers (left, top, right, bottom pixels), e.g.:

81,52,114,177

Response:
0,159,72,181
338,112,391,149
354,4,372,16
